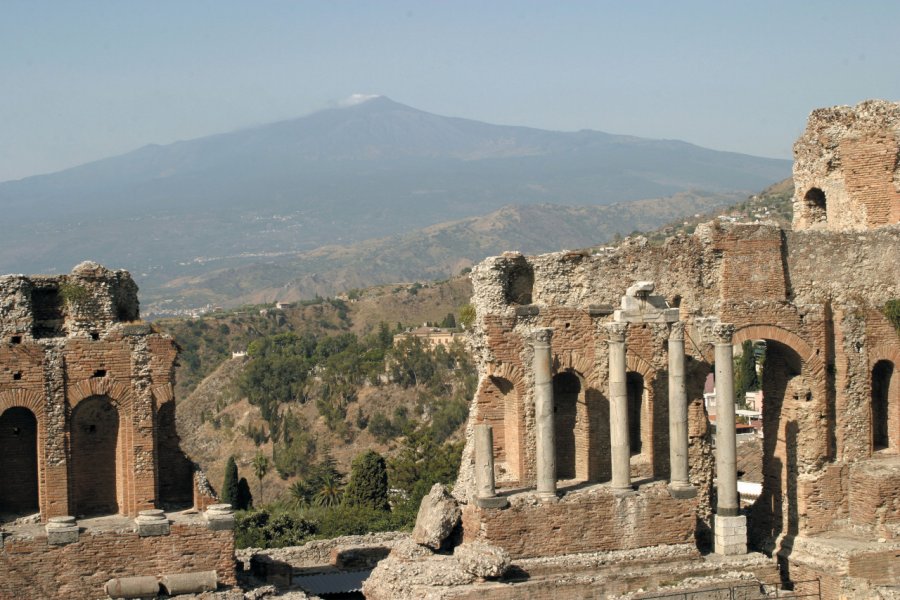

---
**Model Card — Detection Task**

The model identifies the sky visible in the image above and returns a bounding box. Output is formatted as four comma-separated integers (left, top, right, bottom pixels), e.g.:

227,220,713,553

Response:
2,1,899,182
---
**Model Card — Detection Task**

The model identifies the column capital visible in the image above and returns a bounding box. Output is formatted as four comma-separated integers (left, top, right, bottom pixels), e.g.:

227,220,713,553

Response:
669,321,685,341
530,327,553,346
712,322,735,345
605,322,628,343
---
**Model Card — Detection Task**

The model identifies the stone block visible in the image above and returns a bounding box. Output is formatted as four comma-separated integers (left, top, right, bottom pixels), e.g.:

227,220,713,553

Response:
136,509,170,537
46,516,79,546
205,503,235,531
475,496,509,509
412,484,461,550
714,514,747,556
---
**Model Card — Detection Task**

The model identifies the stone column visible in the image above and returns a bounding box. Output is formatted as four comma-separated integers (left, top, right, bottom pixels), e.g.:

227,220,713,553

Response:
474,424,509,508
532,328,557,499
606,322,632,493
667,322,695,498
712,322,746,555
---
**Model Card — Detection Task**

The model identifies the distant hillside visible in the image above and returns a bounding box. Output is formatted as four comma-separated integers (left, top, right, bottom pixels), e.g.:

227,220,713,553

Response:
0,97,790,310
144,190,743,314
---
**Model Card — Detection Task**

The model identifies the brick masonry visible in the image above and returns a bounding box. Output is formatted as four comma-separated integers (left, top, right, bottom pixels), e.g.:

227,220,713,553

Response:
0,262,230,599
0,521,234,600
451,102,900,597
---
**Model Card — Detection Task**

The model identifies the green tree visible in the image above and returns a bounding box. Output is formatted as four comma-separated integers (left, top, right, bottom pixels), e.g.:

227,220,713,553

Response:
253,452,270,506
459,304,476,329
235,477,253,510
342,450,389,511
221,456,239,508
440,313,456,329
734,340,759,410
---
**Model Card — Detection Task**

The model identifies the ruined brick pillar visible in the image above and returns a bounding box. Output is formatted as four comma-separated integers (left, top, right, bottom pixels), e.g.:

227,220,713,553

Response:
606,322,632,492
667,322,695,498
531,328,556,499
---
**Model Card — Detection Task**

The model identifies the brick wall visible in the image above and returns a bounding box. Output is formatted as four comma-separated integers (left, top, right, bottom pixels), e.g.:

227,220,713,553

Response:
462,483,697,559
0,523,235,600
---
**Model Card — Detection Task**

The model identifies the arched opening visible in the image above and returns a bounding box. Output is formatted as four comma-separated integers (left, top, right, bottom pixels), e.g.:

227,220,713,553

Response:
804,188,827,224
750,339,806,552
553,371,580,480
476,376,522,484
872,360,895,452
71,395,120,515
0,407,39,517
626,372,644,455
505,262,534,305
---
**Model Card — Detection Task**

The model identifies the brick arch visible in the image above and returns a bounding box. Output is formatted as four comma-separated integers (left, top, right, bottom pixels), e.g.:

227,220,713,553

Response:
0,388,45,417
479,363,527,484
0,389,47,519
734,324,825,381
869,344,900,370
67,376,136,411
733,325,814,362
553,350,596,386
626,353,657,382
150,383,175,405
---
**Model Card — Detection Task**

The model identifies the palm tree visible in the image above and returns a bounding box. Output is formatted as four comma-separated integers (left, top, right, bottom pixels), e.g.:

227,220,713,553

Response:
252,452,269,506
314,471,344,507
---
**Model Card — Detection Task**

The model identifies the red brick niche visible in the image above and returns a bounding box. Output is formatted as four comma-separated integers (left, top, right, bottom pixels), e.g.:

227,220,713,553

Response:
0,521,235,600
462,482,698,559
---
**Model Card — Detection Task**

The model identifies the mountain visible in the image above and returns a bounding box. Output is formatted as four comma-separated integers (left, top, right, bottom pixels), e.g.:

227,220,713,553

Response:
0,97,790,307
144,191,743,313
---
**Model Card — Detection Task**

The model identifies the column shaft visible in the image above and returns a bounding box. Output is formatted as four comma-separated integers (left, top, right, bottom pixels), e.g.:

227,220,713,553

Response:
668,323,690,488
532,329,556,497
714,324,739,515
474,424,496,498
607,323,631,491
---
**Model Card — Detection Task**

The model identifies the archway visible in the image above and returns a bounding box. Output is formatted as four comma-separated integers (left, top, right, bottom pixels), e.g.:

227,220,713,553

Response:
71,395,120,515
750,339,811,551
553,371,580,480
0,407,39,516
476,375,523,483
626,372,644,455
872,360,895,452
804,187,827,224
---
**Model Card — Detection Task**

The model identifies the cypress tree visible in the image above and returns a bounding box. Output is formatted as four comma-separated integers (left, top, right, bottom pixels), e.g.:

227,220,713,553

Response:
236,477,253,510
222,456,240,508
734,340,759,409
342,450,389,511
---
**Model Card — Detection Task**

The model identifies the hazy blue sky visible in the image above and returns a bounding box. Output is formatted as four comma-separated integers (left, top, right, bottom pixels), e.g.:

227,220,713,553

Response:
3,1,899,182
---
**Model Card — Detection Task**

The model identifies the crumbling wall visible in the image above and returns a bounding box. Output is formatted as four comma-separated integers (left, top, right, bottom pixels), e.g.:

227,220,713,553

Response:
792,100,900,232
0,522,235,600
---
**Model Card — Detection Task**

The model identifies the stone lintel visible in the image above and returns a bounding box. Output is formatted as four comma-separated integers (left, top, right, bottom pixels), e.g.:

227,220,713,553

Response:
587,304,615,317
514,305,540,317
122,323,152,336
475,496,510,509
614,307,680,324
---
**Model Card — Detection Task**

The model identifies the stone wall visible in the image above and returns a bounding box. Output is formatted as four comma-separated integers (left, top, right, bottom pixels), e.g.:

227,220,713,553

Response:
462,482,697,559
792,100,900,232
459,220,899,553
0,521,234,600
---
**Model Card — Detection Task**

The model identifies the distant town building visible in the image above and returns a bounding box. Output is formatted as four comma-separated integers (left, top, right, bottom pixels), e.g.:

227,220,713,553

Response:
393,324,462,350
